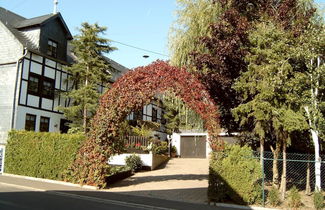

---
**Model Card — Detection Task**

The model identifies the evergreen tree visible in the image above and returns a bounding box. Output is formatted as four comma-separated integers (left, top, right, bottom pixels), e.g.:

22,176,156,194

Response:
61,22,116,133
232,21,309,197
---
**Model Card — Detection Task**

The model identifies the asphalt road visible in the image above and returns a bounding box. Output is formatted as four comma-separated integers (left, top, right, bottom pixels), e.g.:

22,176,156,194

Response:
0,183,235,210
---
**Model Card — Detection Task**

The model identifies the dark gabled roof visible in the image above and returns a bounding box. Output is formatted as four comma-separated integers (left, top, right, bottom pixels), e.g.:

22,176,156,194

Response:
14,12,72,40
104,56,129,75
0,7,72,50
14,13,54,28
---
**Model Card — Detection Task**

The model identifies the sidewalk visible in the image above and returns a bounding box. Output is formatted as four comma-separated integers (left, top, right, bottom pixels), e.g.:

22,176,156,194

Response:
0,174,95,192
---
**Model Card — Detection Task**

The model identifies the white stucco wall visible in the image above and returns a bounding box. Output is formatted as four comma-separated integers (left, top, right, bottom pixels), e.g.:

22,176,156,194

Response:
0,64,18,144
15,106,64,133
0,22,23,64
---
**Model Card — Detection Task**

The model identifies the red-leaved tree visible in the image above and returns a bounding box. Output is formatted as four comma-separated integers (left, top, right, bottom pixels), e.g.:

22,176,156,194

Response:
64,60,220,187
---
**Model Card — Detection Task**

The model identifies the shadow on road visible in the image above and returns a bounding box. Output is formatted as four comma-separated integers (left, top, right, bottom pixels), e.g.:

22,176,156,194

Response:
0,189,249,210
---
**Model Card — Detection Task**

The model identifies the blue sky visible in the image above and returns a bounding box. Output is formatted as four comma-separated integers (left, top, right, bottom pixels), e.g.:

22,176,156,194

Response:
1,0,324,69
0,0,176,69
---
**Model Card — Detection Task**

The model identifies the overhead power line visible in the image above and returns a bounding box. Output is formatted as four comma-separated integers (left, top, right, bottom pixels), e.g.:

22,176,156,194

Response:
110,39,169,57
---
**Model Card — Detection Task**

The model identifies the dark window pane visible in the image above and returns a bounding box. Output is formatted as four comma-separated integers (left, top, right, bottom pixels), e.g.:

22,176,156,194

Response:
40,116,50,132
60,119,70,133
47,40,58,58
28,75,39,94
42,79,54,99
134,109,143,121
25,114,36,131
152,108,157,122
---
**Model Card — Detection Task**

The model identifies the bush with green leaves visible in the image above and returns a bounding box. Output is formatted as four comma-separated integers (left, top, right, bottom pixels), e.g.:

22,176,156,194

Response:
125,154,142,172
313,190,324,210
171,145,177,154
288,186,301,209
5,130,85,180
208,145,262,205
153,141,169,155
268,186,280,207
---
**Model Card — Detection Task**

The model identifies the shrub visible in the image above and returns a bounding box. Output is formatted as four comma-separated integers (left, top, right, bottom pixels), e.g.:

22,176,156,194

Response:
171,145,177,154
125,154,142,172
153,141,168,155
268,186,280,207
313,190,324,210
288,186,301,209
208,145,262,205
5,130,85,180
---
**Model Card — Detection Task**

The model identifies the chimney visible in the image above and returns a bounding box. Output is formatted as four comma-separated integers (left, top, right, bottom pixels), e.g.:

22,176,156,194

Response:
53,0,58,14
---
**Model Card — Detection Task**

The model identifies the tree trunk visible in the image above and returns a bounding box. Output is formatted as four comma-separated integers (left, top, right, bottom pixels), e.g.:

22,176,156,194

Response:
305,154,311,195
280,139,287,200
83,67,89,133
311,129,321,191
270,139,281,188
305,106,322,191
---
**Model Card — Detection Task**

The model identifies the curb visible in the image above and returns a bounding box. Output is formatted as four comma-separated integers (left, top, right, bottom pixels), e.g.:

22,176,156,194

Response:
2,173,97,190
213,202,279,210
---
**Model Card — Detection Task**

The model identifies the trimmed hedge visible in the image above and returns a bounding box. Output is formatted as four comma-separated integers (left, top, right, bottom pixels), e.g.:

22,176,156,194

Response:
208,145,262,205
5,130,85,180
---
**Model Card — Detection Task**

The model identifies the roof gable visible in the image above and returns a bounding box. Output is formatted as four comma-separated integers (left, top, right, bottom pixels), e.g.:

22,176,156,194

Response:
0,7,72,49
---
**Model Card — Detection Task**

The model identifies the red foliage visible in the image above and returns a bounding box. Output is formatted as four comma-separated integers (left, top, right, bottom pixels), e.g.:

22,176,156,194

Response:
65,60,220,187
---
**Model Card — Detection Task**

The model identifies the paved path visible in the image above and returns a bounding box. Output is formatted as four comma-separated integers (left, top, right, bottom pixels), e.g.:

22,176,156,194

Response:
107,158,210,204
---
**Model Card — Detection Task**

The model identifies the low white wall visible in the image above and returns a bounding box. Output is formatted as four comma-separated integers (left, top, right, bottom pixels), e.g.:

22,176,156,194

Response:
108,153,169,170
108,153,152,167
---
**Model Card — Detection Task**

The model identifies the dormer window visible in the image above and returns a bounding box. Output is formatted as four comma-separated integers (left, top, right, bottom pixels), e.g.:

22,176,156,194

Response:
47,39,58,58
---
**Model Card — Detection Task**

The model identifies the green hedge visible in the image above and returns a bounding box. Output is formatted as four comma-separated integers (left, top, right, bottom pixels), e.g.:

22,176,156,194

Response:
208,145,262,205
5,130,85,180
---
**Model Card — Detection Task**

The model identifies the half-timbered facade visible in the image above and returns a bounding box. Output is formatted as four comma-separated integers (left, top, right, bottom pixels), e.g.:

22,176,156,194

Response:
0,7,167,145
0,7,76,144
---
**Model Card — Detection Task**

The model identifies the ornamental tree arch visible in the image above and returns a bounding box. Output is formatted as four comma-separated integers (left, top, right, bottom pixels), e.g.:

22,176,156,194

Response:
65,60,220,187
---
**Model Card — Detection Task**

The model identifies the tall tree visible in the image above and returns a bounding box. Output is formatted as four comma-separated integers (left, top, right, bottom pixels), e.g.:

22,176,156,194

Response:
233,0,321,196
292,23,325,191
167,0,223,131
61,22,116,133
232,21,308,197
169,0,223,68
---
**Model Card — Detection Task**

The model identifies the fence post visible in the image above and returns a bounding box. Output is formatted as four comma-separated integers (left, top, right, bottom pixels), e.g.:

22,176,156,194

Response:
262,151,265,207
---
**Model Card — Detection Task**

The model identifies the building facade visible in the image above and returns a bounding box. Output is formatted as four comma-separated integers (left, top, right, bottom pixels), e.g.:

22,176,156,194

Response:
0,7,167,146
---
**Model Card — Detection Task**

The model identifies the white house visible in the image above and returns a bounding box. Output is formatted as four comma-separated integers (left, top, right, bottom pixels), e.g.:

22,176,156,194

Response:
0,7,167,149
0,7,75,144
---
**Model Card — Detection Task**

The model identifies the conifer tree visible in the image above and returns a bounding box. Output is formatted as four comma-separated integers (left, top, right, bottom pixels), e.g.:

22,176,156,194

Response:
61,22,116,133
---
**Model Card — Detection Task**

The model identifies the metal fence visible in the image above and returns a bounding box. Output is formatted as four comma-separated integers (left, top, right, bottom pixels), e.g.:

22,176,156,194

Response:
259,151,325,205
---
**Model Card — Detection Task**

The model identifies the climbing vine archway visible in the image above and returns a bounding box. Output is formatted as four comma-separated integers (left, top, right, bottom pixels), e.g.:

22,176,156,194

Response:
65,61,220,187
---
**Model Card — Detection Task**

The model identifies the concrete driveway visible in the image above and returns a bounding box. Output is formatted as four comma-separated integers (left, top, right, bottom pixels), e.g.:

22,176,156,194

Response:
107,158,209,204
